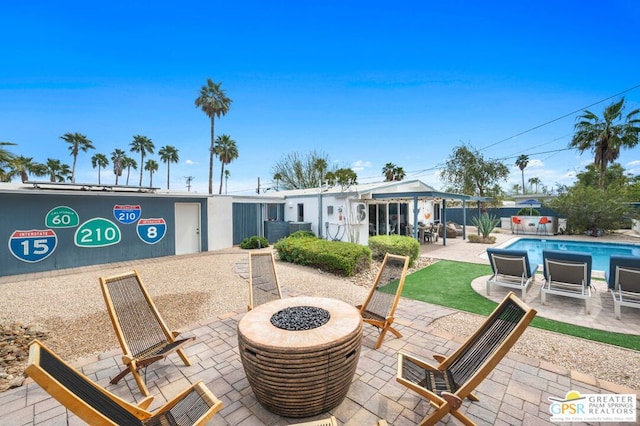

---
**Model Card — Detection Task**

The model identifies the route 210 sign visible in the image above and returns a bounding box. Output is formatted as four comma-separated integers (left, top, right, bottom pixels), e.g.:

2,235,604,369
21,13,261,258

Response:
9,229,58,263
113,204,141,224
136,218,167,244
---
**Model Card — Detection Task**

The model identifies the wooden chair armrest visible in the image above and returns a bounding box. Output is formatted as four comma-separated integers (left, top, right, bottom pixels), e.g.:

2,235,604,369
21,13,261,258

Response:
432,354,446,363
398,351,439,371
137,395,154,410
441,391,463,409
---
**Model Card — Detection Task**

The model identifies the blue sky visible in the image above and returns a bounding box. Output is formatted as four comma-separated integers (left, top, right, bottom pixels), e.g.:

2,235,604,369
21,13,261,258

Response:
2,1,640,195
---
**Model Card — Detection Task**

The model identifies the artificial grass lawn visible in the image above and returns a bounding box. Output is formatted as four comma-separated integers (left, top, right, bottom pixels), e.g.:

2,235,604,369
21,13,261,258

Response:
401,260,640,352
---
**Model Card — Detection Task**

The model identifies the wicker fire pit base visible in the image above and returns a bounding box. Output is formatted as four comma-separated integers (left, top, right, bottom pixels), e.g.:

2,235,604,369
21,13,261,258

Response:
238,296,363,418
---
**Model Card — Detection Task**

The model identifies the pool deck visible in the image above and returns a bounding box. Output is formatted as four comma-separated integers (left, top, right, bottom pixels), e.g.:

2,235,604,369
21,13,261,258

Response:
1,229,639,425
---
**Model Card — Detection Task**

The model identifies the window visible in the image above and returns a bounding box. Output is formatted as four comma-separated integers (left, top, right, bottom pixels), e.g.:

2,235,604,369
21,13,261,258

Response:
297,204,304,222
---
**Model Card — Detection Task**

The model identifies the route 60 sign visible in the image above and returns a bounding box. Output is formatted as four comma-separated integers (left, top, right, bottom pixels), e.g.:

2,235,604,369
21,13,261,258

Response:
136,218,167,244
9,229,58,263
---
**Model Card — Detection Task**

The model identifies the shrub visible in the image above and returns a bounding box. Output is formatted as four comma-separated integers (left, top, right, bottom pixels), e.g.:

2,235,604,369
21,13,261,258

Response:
368,235,420,266
274,236,371,276
472,213,500,239
517,208,540,216
289,230,316,238
240,236,270,249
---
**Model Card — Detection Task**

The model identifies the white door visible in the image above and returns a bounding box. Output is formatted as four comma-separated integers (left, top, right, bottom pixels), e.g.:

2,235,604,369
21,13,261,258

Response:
175,203,201,255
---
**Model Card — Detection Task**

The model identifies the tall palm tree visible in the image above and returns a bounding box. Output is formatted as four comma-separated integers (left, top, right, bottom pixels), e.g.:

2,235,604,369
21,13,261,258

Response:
273,172,282,191
45,158,71,182
528,177,541,194
224,169,230,194
91,153,109,184
129,135,154,186
393,166,406,181
570,98,640,189
195,79,232,194
121,156,137,186
60,132,94,183
214,135,238,194
7,156,45,183
144,159,159,188
515,155,529,195
111,148,126,185
313,158,328,186
159,145,179,189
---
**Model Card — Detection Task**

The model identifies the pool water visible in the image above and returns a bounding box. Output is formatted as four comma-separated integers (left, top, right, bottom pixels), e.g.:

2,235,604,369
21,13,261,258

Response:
503,238,640,271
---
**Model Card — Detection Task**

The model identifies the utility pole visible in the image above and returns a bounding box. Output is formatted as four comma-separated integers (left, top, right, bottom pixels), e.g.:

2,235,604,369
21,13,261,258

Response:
184,176,194,192
256,177,260,194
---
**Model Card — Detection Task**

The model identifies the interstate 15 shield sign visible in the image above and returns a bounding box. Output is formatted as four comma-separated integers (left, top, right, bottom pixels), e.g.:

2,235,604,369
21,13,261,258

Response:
9,229,58,263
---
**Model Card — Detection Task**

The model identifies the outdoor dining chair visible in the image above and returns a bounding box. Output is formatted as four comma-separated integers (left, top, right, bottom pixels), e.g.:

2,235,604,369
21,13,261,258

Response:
397,292,536,425
25,340,223,426
99,270,195,396
356,253,410,349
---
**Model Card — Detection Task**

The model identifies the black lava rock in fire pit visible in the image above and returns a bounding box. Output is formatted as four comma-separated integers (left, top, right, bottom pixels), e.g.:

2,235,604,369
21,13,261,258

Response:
270,306,330,330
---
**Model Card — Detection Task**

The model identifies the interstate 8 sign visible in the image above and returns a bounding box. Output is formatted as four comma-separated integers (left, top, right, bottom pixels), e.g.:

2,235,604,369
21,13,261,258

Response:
9,229,58,263
136,218,167,244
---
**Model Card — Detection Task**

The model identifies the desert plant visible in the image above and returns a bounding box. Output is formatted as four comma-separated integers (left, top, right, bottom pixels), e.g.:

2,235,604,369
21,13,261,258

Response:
472,213,499,239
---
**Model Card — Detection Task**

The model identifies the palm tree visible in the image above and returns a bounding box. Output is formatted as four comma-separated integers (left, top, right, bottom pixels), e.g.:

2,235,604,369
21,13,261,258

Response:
195,79,233,194
111,149,126,185
313,158,328,186
45,158,71,182
224,169,230,194
159,145,179,189
121,156,137,186
60,132,94,183
273,172,282,191
129,135,155,186
393,166,406,181
382,163,396,181
91,153,109,184
515,155,529,195
7,156,44,183
528,177,541,194
144,159,159,187
0,142,17,182
570,98,640,189
214,135,238,194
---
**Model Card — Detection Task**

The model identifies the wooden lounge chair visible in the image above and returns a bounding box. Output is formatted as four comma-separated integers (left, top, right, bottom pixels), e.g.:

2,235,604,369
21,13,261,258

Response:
541,250,592,314
248,250,282,310
25,340,223,426
397,292,536,425
357,253,410,349
608,255,640,319
486,248,539,301
99,270,195,396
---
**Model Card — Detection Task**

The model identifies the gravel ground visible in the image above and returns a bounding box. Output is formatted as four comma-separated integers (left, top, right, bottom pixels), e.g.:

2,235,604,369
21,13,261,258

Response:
1,248,638,391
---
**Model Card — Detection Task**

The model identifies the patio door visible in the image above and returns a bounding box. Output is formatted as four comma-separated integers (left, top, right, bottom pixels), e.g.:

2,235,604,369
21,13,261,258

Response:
175,203,201,255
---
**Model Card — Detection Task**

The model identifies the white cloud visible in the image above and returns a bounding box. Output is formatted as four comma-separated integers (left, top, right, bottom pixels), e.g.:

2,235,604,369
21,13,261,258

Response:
351,160,372,171
184,159,198,166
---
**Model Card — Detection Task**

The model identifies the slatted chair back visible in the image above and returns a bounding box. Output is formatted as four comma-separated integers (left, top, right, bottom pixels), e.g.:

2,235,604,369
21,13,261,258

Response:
25,340,223,426
358,253,410,349
100,270,194,396
248,251,282,310
617,267,640,293
397,292,536,425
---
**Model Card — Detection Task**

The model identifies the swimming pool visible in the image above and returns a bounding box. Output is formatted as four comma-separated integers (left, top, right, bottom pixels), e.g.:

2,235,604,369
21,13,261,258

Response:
502,238,640,271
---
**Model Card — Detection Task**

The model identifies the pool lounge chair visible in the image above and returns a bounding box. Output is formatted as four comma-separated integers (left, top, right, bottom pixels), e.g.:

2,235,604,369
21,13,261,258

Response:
608,255,640,319
541,250,592,314
486,248,539,301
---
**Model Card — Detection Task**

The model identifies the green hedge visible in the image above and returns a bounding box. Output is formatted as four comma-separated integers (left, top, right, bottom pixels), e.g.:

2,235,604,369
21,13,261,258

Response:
239,236,269,249
274,235,371,276
368,235,420,266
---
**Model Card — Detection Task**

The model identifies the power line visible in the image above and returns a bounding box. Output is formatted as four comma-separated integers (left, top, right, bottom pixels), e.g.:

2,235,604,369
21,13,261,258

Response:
479,83,640,151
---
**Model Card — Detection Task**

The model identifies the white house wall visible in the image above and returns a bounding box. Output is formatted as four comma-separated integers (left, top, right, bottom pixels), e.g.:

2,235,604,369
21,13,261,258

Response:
208,196,233,250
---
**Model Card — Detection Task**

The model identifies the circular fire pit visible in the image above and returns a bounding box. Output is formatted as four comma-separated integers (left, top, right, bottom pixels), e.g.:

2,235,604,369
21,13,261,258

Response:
238,296,362,418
